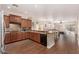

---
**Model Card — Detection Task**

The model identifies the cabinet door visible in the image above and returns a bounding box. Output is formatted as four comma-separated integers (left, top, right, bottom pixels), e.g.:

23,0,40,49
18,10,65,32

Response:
10,32,17,42
30,32,34,40
21,19,32,28
27,20,32,28
25,32,30,39
4,33,11,44
15,16,21,23
17,32,22,41
9,14,21,24
30,32,40,43
21,20,27,28
4,15,9,28
9,15,16,23
22,32,26,39
33,33,40,43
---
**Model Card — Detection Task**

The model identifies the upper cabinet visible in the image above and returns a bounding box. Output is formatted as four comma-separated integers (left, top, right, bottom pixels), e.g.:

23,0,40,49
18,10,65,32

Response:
21,19,27,28
27,19,32,28
9,14,21,24
21,18,32,28
4,14,32,29
4,15,10,28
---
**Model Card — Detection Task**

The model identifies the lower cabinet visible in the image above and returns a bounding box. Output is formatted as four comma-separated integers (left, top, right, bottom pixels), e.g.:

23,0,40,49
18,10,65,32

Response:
4,33,11,44
22,32,26,39
5,32,17,44
25,32,30,39
29,32,40,43
30,32,34,40
21,32,30,40
5,32,41,44
33,33,40,43
17,32,22,41
10,32,17,42
5,32,30,44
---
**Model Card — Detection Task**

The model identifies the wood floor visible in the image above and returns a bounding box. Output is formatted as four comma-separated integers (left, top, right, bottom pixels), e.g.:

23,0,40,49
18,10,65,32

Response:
5,34,79,54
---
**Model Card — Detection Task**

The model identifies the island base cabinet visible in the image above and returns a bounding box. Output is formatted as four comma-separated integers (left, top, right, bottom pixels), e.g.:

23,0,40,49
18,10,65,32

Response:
33,33,40,43
29,32,40,43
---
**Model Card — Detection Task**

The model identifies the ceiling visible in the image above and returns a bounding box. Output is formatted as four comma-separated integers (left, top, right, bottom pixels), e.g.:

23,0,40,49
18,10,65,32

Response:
0,4,79,19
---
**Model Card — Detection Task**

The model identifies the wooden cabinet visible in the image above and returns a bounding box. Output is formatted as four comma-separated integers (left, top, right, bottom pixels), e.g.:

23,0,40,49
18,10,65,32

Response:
10,32,22,43
4,14,32,28
26,20,32,28
30,32,34,40
4,15,9,28
25,32,30,39
5,32,26,44
9,14,21,24
15,16,22,23
21,32,30,40
21,19,27,28
16,32,29,41
5,32,40,44
22,32,26,39
21,19,32,28
9,15,16,23
10,32,17,42
34,33,40,43
30,32,40,43
4,33,11,44
17,32,22,41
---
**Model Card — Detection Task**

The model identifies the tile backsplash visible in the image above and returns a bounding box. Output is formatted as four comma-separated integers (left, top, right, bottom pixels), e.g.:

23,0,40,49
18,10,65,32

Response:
5,24,21,32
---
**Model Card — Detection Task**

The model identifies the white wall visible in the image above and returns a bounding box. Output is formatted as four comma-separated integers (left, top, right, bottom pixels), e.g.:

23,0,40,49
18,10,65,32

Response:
77,16,79,46
0,11,4,53
32,16,77,31
0,11,2,53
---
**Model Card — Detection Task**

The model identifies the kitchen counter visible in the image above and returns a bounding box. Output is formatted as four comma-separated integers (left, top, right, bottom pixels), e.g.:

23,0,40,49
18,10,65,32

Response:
5,29,58,34
5,29,59,49
20,29,59,34
29,30,59,48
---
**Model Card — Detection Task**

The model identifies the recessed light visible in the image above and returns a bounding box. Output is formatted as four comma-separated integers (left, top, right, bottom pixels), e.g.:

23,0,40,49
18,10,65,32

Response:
34,4,38,8
7,6,11,9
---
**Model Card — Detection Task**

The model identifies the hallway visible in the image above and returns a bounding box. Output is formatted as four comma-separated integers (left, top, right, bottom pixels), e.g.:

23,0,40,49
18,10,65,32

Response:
5,34,79,54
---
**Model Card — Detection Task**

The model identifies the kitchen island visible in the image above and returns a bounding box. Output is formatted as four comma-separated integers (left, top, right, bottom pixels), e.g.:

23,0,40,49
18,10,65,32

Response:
28,30,59,48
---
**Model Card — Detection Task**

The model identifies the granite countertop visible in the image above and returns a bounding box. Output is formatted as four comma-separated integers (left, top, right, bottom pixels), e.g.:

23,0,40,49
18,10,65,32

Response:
5,29,59,34
28,29,59,34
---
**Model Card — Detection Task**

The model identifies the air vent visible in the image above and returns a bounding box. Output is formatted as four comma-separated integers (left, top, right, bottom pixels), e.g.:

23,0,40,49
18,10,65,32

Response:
12,4,18,7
